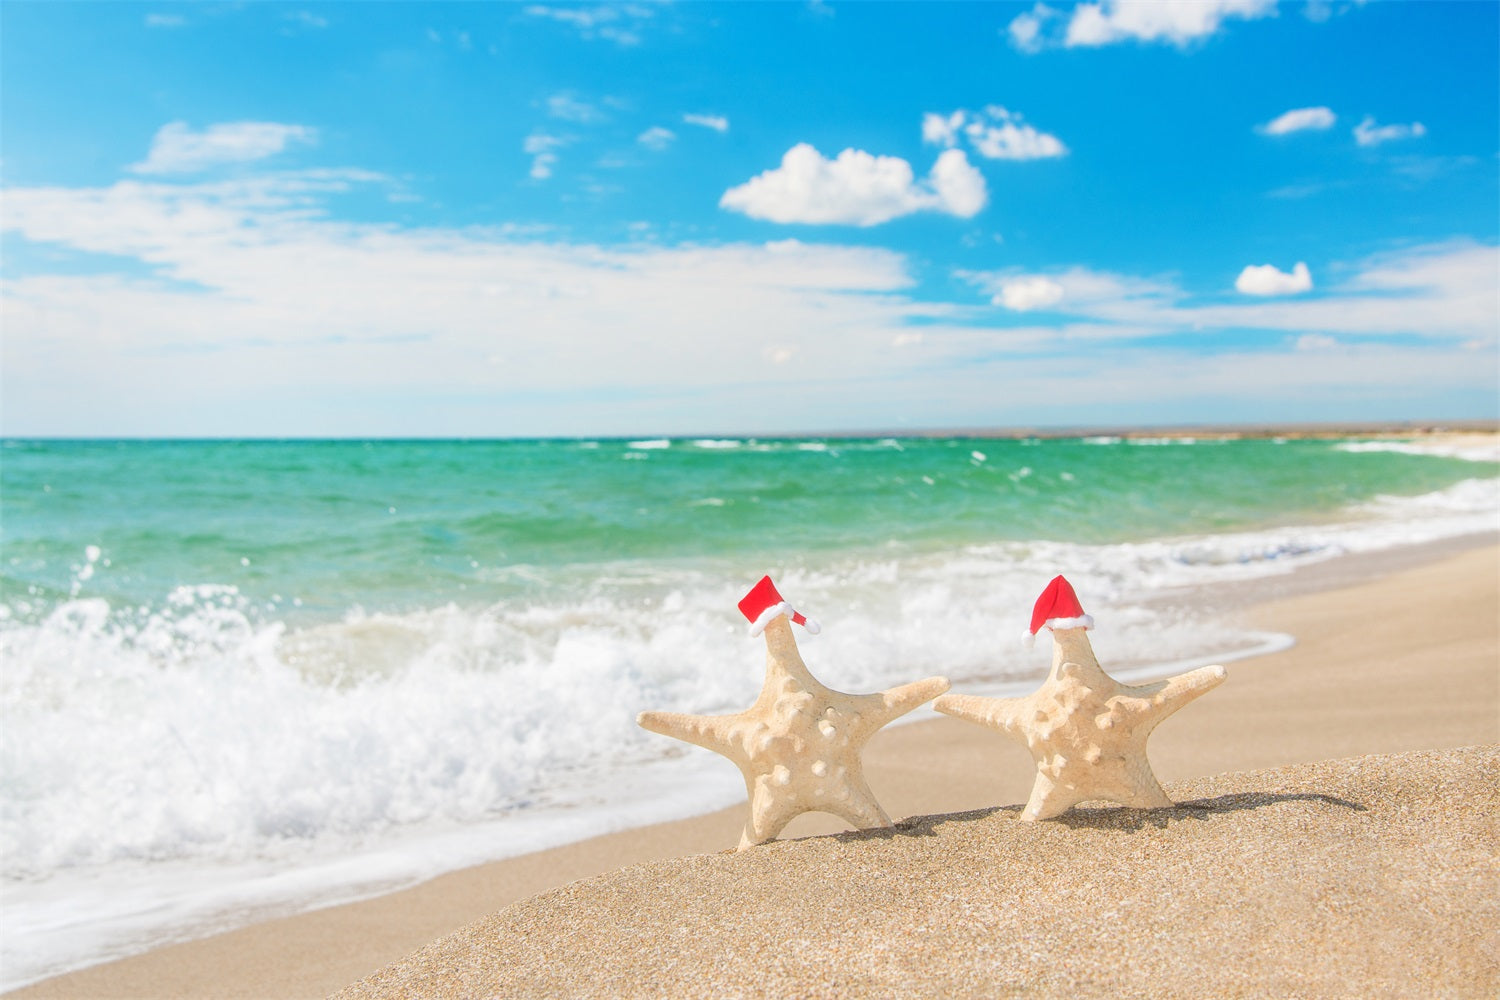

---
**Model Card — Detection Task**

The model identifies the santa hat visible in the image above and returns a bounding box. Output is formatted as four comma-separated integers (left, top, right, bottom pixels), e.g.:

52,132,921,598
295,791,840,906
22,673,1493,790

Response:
1023,575,1095,646
738,575,821,636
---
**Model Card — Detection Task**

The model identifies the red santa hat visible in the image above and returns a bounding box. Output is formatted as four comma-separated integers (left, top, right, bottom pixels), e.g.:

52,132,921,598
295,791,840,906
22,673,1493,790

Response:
738,575,821,636
1023,575,1095,646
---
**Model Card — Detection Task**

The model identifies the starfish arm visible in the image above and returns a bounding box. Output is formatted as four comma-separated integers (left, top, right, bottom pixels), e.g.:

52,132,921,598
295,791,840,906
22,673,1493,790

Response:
933,692,1028,740
1021,772,1085,822
1114,760,1173,810
738,777,800,850
874,675,951,724
827,797,893,833
1120,664,1227,725
636,709,738,757
824,772,894,831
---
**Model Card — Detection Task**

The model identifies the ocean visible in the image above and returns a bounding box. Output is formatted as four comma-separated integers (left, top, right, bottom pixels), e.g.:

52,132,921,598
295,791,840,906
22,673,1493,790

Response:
2,435,1496,988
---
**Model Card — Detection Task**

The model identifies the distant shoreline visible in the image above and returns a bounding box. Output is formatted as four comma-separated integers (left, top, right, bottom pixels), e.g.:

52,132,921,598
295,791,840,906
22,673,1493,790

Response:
797,419,1500,441
4,420,1498,443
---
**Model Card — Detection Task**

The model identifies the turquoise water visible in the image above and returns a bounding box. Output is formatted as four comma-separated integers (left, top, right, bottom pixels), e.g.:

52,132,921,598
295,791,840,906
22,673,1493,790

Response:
0,435,1495,988
2,436,1488,621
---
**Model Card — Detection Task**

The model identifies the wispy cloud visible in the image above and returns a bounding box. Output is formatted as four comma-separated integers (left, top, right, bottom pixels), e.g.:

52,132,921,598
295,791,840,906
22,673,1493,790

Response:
720,144,987,226
1010,0,1278,52
960,243,1494,344
546,93,606,124
144,12,186,28
923,106,1067,161
523,133,569,179
522,3,656,46
682,113,729,133
1258,106,1336,136
130,122,316,175
2,166,1492,435
637,126,676,151
1354,115,1427,147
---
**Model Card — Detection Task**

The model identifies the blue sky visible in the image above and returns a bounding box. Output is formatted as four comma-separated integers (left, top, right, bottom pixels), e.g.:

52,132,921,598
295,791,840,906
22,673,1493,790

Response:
2,1,1496,437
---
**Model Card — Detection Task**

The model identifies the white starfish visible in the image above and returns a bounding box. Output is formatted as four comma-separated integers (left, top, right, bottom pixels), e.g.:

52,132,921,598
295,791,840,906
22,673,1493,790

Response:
639,613,949,850
935,626,1226,821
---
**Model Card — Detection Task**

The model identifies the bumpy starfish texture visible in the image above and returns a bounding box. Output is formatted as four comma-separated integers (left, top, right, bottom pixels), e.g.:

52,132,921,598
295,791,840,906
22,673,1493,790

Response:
638,615,949,850
935,627,1225,821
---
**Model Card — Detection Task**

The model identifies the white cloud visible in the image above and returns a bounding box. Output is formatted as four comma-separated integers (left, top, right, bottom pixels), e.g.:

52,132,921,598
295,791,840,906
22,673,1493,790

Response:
145,13,186,28
993,276,1067,311
1235,261,1313,296
1296,333,1338,351
924,107,1067,161
1007,3,1055,52
1259,106,1336,135
683,113,729,133
0,173,945,434
522,3,653,45
1,168,1492,436
523,133,567,179
719,144,987,226
960,266,1176,324
959,243,1495,345
922,111,966,148
637,127,676,151
130,122,316,175
546,93,604,123
1354,115,1427,147
1011,0,1277,51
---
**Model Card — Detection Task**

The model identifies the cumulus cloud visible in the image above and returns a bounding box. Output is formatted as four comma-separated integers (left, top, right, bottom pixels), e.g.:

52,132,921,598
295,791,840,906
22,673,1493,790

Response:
130,121,316,175
993,276,1067,311
719,144,987,226
922,111,966,148
637,126,676,151
683,113,729,133
1354,115,1427,147
1258,106,1336,135
1235,262,1313,296
1010,0,1277,51
925,107,1068,161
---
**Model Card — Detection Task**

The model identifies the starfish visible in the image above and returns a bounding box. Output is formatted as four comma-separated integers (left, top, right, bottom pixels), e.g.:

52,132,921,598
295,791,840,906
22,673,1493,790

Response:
638,614,949,850
934,626,1226,821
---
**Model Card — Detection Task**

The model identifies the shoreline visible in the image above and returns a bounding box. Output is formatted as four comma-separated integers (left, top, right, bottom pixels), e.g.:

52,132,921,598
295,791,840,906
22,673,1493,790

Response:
7,532,1497,999
5,420,1497,444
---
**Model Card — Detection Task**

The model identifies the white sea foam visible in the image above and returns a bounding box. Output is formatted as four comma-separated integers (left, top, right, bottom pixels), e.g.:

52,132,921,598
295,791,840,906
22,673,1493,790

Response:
1,475,1497,989
1336,438,1500,462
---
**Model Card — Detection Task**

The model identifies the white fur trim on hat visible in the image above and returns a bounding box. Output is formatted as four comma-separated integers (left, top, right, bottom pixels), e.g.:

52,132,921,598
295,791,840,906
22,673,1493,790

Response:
1022,614,1095,647
747,602,794,636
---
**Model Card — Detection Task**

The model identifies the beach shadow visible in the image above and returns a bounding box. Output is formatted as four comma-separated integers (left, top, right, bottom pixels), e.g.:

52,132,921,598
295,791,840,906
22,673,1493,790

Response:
787,791,1366,846
792,805,1010,848
1055,791,1367,832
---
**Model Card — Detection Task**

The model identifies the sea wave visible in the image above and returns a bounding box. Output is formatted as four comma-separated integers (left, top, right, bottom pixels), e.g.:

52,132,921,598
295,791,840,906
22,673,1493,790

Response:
1,474,1496,989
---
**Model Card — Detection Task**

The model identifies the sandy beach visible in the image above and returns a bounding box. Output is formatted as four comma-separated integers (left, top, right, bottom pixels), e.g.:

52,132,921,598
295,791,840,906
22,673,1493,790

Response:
7,538,1499,999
